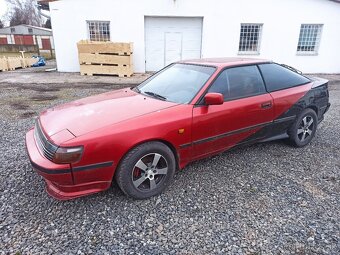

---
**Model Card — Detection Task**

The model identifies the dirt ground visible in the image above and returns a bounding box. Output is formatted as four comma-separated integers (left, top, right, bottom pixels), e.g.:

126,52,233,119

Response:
0,60,150,85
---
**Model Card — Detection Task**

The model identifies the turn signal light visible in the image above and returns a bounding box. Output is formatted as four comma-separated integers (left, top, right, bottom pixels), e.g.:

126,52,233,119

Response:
52,146,83,164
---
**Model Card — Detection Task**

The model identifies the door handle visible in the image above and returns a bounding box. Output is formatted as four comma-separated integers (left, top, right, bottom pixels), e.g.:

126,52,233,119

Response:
261,102,272,109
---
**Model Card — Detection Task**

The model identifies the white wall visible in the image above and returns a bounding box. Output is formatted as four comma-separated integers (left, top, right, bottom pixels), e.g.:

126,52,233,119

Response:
50,0,340,73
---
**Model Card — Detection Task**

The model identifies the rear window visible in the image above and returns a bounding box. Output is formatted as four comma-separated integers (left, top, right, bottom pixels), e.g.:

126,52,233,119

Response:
259,63,310,92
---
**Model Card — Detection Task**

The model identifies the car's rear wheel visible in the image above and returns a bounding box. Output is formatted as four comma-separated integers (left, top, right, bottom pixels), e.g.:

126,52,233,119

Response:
115,142,176,199
288,108,318,147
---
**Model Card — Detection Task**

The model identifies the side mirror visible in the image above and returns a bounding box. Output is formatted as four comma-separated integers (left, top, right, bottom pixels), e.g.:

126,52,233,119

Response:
204,93,224,105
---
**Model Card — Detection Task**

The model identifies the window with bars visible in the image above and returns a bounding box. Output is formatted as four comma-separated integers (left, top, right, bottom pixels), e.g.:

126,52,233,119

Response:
238,24,263,54
297,24,323,55
87,21,110,41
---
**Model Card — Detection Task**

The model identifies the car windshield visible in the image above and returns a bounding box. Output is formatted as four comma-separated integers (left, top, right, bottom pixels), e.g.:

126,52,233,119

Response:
137,64,216,104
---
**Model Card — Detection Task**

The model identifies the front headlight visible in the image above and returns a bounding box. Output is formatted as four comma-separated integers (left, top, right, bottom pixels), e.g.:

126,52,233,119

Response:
52,146,83,164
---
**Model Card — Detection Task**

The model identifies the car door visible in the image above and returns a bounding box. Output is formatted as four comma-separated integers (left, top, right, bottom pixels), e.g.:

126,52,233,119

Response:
191,65,274,159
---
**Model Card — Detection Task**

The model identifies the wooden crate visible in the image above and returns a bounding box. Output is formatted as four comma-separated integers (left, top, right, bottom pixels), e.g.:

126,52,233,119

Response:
77,40,133,55
23,57,38,67
79,53,132,66
0,57,8,71
80,64,133,77
7,57,22,70
77,40,134,77
20,58,28,68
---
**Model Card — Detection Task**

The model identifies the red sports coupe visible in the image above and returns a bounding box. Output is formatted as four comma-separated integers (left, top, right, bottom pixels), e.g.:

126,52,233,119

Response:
26,58,330,200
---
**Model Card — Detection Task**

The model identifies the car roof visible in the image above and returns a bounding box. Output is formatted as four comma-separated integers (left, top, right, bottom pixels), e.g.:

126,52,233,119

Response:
180,57,271,67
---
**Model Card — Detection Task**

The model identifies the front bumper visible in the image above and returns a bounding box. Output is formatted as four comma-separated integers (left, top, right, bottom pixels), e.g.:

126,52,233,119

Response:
26,129,111,200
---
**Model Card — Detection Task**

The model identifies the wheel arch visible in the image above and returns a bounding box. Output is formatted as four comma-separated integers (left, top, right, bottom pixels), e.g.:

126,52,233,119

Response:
114,138,180,178
306,105,318,116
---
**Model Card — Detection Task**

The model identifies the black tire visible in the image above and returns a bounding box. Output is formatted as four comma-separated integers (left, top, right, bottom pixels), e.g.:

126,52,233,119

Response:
288,108,318,147
115,141,176,199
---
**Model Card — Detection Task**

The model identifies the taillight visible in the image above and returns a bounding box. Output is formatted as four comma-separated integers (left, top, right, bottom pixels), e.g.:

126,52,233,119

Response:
52,146,83,164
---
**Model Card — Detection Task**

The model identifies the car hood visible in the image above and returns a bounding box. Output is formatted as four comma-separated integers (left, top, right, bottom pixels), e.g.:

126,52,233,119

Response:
40,88,178,138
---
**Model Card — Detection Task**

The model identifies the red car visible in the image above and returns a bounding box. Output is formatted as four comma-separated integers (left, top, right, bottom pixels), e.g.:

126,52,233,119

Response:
26,58,330,200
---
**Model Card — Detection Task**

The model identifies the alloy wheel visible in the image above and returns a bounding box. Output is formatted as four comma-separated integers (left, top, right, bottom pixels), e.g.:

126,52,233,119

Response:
132,153,168,191
297,115,314,142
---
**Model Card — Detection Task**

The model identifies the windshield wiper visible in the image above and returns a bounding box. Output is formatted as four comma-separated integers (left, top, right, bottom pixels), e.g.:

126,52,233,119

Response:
143,91,167,101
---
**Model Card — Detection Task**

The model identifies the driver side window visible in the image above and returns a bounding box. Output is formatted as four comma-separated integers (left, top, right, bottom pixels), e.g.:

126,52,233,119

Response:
208,65,266,101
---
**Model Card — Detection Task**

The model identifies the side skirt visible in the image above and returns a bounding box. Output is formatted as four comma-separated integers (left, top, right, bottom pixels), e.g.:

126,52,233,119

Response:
259,133,289,143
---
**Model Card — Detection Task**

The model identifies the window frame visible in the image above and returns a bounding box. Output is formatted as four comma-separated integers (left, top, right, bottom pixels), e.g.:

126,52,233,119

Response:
86,20,111,42
296,24,323,56
28,28,33,34
238,23,263,55
197,63,270,105
197,62,312,105
10,27,15,33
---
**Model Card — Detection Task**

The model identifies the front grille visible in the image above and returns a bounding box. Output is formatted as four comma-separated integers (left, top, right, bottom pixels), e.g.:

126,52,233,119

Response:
34,120,58,161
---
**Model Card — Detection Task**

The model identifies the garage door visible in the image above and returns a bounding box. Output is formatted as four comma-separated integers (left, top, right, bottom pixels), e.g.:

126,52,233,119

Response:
145,17,203,72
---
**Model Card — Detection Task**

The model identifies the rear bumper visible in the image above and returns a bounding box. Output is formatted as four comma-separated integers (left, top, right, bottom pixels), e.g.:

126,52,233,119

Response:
318,103,331,124
324,103,331,114
26,129,111,200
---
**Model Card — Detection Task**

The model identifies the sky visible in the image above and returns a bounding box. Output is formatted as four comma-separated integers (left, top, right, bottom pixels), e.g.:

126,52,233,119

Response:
0,0,8,19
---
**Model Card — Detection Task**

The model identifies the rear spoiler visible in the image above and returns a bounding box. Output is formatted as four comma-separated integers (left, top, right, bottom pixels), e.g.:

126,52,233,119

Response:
308,77,329,88
280,64,302,74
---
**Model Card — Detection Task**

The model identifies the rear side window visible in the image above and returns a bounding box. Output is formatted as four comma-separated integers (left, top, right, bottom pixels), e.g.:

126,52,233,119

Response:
208,65,266,101
259,63,310,92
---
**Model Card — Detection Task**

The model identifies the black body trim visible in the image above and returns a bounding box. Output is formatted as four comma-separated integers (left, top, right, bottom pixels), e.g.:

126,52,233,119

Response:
30,159,71,174
273,115,296,124
29,159,113,175
179,143,192,149
72,161,114,172
179,116,296,148
193,121,272,145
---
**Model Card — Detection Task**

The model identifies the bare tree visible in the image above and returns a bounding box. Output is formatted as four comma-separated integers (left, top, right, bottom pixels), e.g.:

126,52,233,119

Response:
6,0,41,27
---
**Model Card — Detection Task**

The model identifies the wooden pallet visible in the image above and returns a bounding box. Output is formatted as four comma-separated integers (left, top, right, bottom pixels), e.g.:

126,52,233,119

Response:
80,64,133,77
0,57,37,71
7,57,22,70
79,53,132,66
0,57,8,71
77,41,134,77
24,57,38,67
77,40,133,56
20,58,29,68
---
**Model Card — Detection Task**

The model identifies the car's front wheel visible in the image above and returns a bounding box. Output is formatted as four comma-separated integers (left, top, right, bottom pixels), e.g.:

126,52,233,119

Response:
288,108,318,147
115,142,176,199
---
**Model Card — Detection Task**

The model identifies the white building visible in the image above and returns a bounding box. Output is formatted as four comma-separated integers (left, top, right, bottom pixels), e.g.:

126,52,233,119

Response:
46,0,340,73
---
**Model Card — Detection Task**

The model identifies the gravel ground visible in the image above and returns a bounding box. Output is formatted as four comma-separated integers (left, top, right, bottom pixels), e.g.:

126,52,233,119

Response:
0,74,339,254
